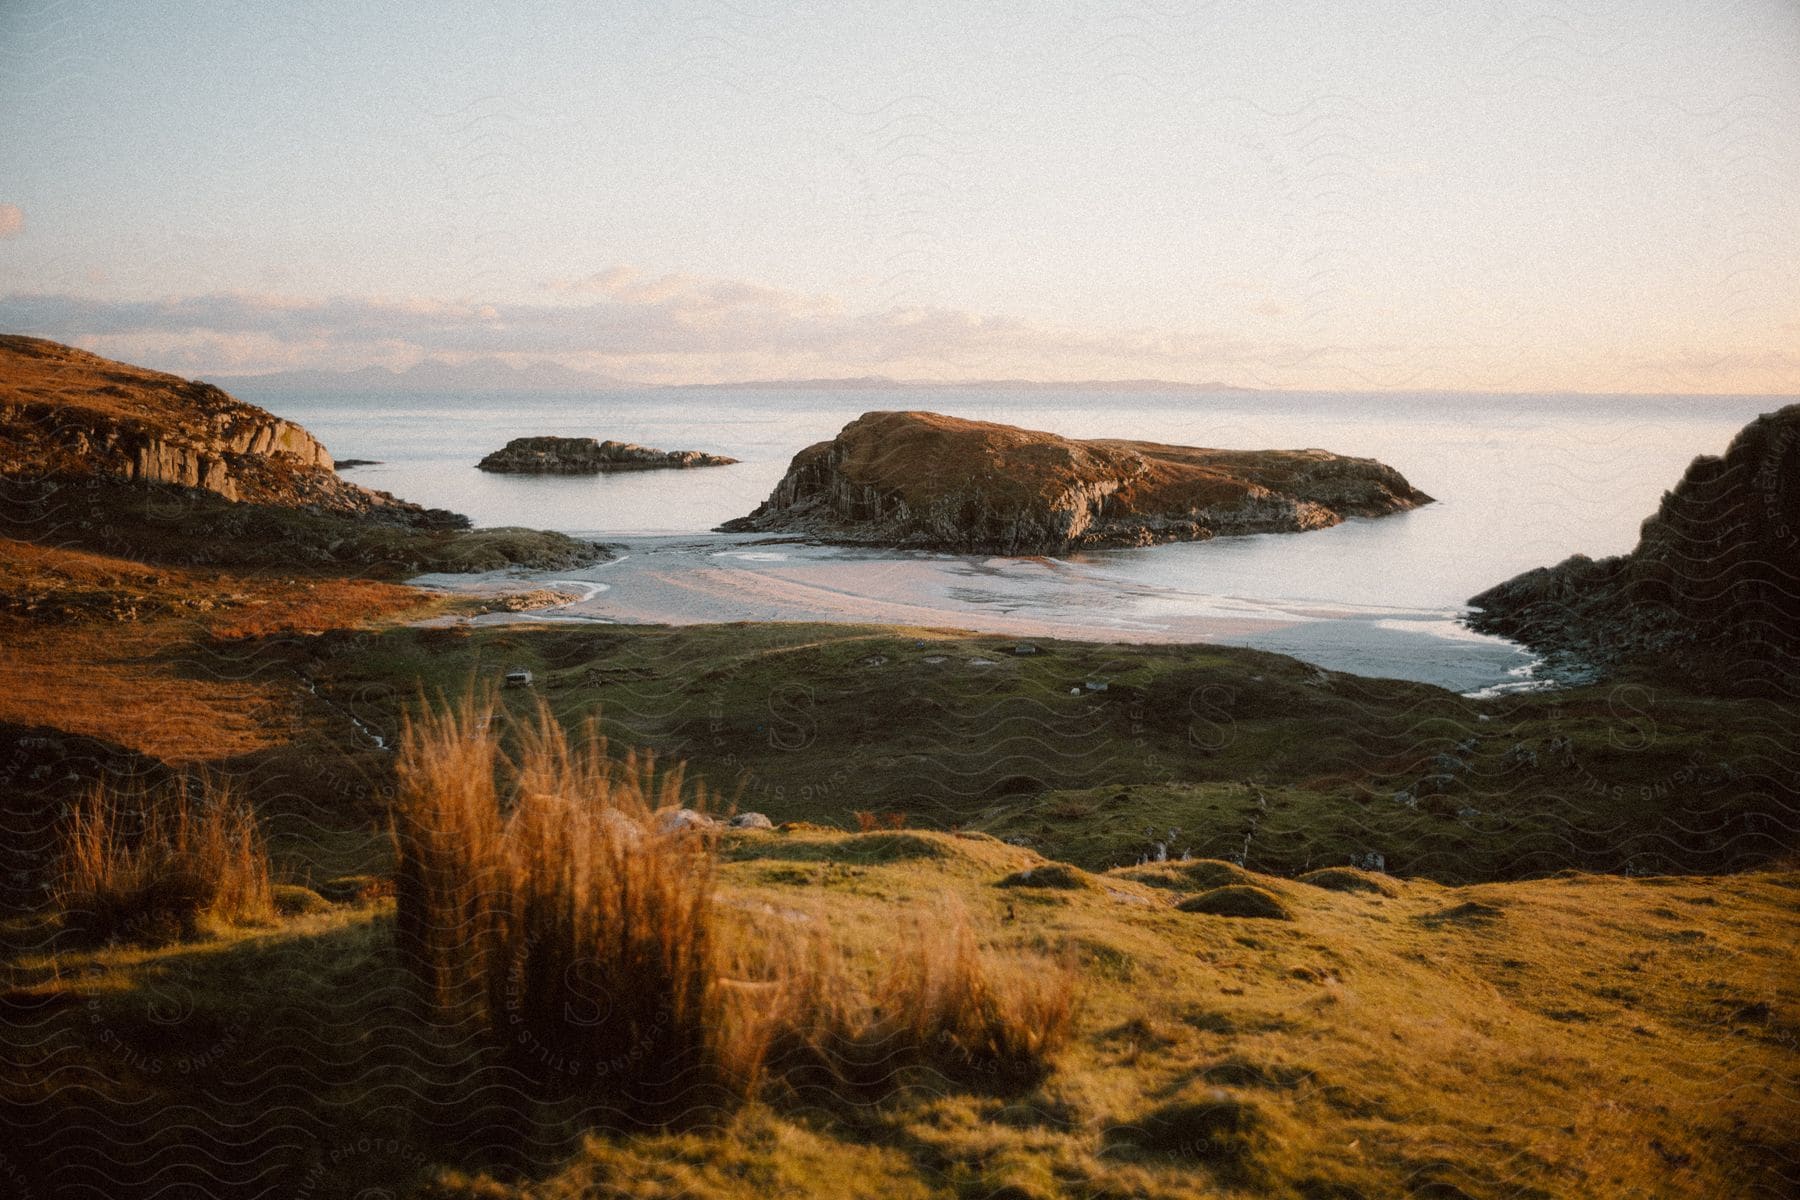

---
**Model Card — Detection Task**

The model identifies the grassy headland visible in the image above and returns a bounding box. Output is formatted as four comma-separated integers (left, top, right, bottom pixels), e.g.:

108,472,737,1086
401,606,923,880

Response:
2,340,1795,1197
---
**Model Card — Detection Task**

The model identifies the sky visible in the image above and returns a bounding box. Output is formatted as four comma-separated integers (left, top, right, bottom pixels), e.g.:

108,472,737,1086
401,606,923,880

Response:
2,0,1797,393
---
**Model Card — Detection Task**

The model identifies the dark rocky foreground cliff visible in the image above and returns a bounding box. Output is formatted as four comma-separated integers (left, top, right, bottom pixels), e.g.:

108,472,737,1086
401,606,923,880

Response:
720,410,1431,554
477,435,736,473
0,336,600,572
1468,403,1800,688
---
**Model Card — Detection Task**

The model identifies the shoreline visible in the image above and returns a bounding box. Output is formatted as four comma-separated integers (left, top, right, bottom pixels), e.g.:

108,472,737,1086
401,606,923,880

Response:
407,532,1547,696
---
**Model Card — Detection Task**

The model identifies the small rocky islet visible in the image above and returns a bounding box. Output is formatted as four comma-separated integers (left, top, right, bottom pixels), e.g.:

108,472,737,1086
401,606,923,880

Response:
719,409,1432,555
476,435,737,473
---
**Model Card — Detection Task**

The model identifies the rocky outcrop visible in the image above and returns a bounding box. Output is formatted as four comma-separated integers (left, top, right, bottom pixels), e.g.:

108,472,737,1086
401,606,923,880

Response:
718,410,1430,554
1467,404,1800,686
0,335,464,528
477,436,737,473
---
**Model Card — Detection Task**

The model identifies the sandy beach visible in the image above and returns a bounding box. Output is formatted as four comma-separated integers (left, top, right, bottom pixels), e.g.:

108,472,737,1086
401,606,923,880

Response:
411,533,1543,694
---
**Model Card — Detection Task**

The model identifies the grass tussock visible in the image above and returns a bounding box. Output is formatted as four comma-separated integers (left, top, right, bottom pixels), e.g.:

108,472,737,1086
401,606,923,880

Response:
53,775,274,944
393,692,1079,1125
760,902,1079,1096
394,693,749,1119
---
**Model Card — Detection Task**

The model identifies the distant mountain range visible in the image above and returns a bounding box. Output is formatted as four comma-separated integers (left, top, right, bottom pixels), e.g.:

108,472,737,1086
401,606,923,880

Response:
669,376,1258,393
209,358,640,395
210,359,1255,395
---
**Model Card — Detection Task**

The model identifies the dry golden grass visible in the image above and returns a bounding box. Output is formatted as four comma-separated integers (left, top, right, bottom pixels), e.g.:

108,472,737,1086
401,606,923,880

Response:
761,903,1079,1096
53,774,274,943
393,692,1079,1125
394,693,761,1120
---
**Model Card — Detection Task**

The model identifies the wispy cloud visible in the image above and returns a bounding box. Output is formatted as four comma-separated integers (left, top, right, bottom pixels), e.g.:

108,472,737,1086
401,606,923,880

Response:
0,205,23,239
3,269,1795,394
0,270,1270,385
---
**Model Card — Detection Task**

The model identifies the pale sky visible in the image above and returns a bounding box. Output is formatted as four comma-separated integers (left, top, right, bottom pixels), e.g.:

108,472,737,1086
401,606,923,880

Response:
2,1,1797,392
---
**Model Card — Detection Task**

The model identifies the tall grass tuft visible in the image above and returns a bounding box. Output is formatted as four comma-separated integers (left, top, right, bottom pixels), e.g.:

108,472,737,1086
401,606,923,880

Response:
393,691,1080,1125
393,693,757,1122
54,775,274,944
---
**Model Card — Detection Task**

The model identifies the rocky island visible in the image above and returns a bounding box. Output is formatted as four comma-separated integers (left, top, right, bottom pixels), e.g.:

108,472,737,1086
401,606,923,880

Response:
477,435,737,473
1468,402,1800,689
719,410,1432,554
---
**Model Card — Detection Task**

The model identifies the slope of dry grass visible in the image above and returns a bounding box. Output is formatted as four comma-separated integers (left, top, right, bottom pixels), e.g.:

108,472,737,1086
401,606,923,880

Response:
1,830,1791,1198
389,694,1077,1131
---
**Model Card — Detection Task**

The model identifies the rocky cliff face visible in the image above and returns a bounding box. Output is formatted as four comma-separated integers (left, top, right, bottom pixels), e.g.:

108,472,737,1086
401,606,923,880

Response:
1468,404,1800,685
719,410,1431,554
477,436,737,473
0,335,462,527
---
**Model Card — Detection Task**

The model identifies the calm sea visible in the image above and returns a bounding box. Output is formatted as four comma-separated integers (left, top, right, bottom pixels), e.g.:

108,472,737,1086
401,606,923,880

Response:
256,386,1787,694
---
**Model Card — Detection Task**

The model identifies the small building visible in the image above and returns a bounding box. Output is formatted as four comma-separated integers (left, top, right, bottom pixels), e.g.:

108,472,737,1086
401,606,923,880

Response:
1012,643,1039,656
504,667,533,688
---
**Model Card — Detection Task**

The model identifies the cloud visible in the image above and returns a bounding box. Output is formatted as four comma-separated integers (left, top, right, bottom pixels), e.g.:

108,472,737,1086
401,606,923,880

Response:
0,273,1273,384
8,271,1790,393
0,205,22,239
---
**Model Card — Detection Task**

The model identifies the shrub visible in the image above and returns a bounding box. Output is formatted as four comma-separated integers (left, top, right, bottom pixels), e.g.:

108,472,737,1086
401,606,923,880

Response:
53,775,273,944
853,810,907,831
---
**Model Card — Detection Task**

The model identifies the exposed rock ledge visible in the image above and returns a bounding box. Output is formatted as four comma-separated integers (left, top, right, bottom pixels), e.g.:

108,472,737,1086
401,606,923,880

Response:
718,410,1431,555
0,334,460,527
1467,403,1800,687
477,436,737,473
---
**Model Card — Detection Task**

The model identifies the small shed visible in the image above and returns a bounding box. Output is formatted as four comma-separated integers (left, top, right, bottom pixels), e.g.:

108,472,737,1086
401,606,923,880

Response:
504,667,534,688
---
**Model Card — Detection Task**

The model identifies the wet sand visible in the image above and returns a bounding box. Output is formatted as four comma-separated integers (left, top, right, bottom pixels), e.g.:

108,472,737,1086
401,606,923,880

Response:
411,534,1544,695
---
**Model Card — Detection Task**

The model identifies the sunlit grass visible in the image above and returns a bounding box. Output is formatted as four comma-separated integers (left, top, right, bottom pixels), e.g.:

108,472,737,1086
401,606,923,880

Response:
392,691,1079,1125
53,774,274,944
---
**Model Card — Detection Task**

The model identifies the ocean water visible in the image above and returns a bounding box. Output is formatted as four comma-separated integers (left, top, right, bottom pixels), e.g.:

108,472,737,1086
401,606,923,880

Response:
259,386,1786,693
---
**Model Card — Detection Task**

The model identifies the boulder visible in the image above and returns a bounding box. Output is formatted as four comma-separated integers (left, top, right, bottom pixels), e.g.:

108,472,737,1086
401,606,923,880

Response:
656,808,717,835
728,811,774,830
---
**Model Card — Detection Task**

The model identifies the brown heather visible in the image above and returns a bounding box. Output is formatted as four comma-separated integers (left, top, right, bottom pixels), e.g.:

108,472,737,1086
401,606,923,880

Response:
53,775,274,944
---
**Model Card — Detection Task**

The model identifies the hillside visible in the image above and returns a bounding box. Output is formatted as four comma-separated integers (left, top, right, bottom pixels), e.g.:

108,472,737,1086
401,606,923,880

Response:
720,410,1430,554
2,822,1793,1198
0,334,445,519
0,337,601,573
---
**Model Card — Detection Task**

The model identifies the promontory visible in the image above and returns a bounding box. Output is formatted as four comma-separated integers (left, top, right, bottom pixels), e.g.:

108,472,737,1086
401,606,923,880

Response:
0,335,600,572
477,436,737,473
718,410,1432,555
1467,402,1800,689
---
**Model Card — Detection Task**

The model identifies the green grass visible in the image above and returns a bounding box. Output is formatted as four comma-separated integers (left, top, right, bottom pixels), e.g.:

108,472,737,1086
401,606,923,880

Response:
3,829,1794,1198
6,606,1795,1196
294,621,1797,884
